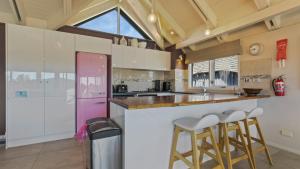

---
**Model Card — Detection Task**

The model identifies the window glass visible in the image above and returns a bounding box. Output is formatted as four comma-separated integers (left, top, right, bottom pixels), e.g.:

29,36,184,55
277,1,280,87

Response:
76,8,149,39
191,61,210,87
120,14,144,39
77,9,118,34
214,56,239,87
190,56,239,88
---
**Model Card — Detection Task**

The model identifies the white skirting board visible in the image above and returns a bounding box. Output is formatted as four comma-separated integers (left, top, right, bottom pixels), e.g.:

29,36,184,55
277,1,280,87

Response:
267,141,300,156
6,132,74,148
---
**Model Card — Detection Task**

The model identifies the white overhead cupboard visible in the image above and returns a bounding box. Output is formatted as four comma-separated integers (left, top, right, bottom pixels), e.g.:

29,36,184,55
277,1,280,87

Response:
112,44,171,71
5,24,112,148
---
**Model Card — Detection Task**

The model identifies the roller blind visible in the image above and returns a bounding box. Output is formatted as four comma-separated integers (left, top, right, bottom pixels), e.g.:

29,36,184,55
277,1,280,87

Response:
185,40,242,64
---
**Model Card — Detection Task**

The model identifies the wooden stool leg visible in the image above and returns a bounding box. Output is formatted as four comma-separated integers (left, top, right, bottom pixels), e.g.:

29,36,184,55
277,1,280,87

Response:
191,131,200,169
243,119,256,169
223,123,233,169
254,117,274,166
208,127,225,169
237,123,255,169
218,124,224,152
199,136,207,165
169,127,180,169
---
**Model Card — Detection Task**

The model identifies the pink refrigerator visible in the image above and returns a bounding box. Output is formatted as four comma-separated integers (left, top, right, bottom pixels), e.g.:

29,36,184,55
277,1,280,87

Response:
76,52,107,133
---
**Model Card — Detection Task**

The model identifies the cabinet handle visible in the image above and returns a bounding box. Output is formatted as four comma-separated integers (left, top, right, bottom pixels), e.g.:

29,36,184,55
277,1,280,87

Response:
95,102,106,104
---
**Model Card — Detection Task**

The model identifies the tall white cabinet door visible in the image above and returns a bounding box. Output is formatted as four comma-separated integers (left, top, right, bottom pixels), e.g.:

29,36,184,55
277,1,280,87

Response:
7,98,44,140
44,97,75,135
44,30,75,135
6,24,44,141
44,30,75,98
7,24,44,98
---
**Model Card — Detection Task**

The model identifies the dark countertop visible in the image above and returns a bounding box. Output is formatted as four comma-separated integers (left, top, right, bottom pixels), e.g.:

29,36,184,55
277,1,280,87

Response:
109,94,270,109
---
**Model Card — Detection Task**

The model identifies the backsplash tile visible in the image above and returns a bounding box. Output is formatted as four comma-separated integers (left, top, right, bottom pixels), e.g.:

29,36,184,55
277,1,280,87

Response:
113,68,165,91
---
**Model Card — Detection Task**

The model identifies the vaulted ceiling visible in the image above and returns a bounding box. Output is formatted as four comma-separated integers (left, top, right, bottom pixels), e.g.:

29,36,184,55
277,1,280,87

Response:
1,0,300,50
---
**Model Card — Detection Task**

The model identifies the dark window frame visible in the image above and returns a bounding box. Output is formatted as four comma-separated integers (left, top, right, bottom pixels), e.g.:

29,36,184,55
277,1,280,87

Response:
74,8,150,40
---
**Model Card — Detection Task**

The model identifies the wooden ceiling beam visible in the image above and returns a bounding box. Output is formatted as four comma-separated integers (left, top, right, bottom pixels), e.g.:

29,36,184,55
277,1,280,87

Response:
8,0,26,25
254,0,281,30
126,0,164,48
142,0,186,44
63,0,72,18
176,0,300,49
187,0,217,28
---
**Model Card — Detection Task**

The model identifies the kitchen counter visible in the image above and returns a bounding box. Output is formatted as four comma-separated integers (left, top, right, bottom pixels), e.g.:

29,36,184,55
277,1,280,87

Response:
110,94,269,109
110,94,265,169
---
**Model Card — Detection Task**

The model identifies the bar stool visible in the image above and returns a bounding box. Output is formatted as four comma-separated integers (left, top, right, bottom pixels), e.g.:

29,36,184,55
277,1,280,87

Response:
242,108,273,169
218,110,254,169
169,115,224,169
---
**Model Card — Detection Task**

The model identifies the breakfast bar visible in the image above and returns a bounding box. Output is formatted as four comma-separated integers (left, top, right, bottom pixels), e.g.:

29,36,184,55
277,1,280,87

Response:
110,94,269,169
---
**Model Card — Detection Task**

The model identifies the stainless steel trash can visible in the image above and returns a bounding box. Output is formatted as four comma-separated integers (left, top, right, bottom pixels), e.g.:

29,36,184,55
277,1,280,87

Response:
86,117,121,169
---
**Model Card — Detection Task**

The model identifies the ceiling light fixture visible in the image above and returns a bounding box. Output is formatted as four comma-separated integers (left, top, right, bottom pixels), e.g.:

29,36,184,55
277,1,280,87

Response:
170,30,175,35
204,28,211,36
148,0,157,23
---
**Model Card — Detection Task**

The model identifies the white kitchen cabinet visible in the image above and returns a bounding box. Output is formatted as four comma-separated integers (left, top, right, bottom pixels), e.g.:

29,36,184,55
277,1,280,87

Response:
6,24,76,147
44,30,75,97
112,45,125,68
44,97,75,136
44,30,75,136
6,24,45,144
112,45,171,71
6,24,44,99
75,34,112,55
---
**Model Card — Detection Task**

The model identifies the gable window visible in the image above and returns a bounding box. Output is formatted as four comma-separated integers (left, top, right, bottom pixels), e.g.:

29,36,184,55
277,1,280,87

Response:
190,55,239,88
75,8,150,40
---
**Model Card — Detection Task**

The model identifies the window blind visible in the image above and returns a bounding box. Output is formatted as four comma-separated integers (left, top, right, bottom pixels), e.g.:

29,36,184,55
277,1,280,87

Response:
185,40,242,64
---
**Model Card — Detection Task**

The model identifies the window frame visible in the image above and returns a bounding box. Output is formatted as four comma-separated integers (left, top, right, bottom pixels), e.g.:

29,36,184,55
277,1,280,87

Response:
188,55,240,90
74,8,151,40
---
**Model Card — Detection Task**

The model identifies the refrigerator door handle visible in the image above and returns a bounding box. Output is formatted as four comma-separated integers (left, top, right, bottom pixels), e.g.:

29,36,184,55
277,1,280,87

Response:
95,102,106,104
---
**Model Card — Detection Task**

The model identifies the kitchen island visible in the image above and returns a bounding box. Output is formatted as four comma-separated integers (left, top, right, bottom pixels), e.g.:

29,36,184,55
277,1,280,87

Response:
110,94,269,169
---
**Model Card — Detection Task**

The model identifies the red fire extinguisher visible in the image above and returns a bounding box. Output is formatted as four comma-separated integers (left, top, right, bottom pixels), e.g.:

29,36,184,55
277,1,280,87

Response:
272,76,285,96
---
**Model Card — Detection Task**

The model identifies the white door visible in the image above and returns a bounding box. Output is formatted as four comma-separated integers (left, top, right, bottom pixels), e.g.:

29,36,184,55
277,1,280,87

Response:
44,30,75,135
6,24,44,140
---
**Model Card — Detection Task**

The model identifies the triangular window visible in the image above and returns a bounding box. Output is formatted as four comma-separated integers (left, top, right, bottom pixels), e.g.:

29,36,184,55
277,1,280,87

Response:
75,8,150,40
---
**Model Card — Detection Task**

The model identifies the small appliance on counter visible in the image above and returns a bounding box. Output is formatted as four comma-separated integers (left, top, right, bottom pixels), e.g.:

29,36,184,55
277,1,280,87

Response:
85,117,121,169
162,81,172,92
115,83,128,93
153,80,161,92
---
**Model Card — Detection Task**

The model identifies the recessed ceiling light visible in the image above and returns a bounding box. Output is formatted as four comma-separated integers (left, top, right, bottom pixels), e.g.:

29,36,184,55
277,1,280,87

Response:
170,30,175,35
205,29,211,36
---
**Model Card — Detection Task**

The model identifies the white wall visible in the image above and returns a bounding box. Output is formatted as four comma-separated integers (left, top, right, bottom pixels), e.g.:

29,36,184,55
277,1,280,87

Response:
240,22,300,154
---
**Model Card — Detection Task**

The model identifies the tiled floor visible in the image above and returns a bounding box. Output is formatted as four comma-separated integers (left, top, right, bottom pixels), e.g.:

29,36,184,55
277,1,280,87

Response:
0,138,85,169
0,139,300,169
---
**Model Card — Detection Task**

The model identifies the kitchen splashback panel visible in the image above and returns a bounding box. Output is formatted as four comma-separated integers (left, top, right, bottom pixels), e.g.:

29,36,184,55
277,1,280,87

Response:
113,68,165,91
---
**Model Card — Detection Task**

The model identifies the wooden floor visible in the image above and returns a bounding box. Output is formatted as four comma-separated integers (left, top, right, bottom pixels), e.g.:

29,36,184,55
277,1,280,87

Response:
0,138,299,169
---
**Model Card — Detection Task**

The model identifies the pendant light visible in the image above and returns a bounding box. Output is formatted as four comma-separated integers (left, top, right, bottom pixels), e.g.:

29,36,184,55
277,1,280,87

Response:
148,0,157,23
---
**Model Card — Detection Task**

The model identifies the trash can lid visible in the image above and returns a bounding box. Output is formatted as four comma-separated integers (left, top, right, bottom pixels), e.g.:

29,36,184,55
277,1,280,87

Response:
86,118,121,140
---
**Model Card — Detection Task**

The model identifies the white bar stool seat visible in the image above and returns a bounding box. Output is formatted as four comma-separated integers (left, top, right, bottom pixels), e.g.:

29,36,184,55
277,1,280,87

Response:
174,114,220,131
169,114,224,169
218,110,247,123
246,107,263,118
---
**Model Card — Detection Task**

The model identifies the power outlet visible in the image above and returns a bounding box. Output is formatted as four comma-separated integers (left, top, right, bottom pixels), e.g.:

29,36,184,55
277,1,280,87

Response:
280,129,294,138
